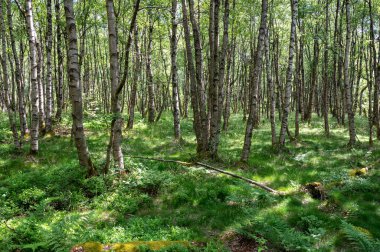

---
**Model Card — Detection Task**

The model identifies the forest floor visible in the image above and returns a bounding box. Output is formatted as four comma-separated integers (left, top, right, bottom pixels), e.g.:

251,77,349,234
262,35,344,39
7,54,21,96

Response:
1,112,380,251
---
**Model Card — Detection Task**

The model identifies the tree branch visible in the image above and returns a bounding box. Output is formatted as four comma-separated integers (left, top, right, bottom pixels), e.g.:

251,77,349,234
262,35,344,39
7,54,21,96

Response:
117,0,141,96
127,155,281,194
14,0,26,19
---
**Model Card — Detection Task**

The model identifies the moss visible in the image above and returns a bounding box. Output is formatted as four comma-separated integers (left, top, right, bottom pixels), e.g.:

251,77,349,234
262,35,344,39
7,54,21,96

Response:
73,241,189,252
72,242,102,252
349,168,368,177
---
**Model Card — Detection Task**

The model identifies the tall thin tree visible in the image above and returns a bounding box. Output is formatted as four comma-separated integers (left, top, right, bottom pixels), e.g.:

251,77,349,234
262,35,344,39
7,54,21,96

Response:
55,0,64,121
170,0,181,140
64,0,97,176
241,0,267,162
105,0,124,172
0,0,20,149
25,0,39,154
45,0,53,132
344,0,356,146
323,0,330,136
279,0,297,148
7,0,28,142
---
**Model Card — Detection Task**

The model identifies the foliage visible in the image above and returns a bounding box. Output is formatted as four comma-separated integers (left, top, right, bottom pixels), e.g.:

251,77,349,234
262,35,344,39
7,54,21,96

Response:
335,221,380,252
1,113,380,251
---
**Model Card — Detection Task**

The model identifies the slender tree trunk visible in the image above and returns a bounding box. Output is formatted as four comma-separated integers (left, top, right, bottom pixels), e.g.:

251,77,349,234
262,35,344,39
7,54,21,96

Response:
170,0,181,140
369,0,380,140
182,0,204,153
55,0,64,121
298,20,305,121
241,0,267,162
279,0,297,148
274,34,282,121
207,0,220,157
188,0,209,153
323,0,330,136
64,0,97,176
306,27,319,123
183,49,189,119
367,48,373,145
208,0,229,159
338,3,344,125
222,17,236,132
182,0,210,154
0,0,20,149
344,0,356,146
37,41,45,133
294,25,300,139
127,26,140,129
332,0,340,120
7,0,28,141
26,0,39,154
45,0,53,132
265,27,276,146
104,0,124,172
146,13,155,123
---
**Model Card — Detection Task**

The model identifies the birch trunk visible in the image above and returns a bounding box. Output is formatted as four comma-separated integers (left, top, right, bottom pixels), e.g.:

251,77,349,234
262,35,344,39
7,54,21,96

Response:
64,0,97,176
105,0,124,171
344,0,356,146
147,13,155,123
323,0,330,136
265,28,276,146
188,0,209,153
7,0,28,141
182,0,203,153
127,26,140,130
37,41,45,133
171,0,181,140
369,0,380,140
0,0,20,149
55,0,64,121
208,0,229,158
241,0,267,162
45,0,53,132
279,0,297,147
26,0,39,154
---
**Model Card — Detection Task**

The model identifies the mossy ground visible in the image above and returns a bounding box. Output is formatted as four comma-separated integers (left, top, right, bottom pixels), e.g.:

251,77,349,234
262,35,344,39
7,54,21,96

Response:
1,112,379,251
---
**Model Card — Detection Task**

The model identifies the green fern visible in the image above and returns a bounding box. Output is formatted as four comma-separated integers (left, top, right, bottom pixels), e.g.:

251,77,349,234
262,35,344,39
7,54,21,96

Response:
339,221,380,252
237,216,312,251
46,214,90,252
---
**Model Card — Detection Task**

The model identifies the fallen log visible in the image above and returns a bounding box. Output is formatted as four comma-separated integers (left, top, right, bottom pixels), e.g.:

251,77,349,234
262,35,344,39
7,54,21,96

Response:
126,155,281,194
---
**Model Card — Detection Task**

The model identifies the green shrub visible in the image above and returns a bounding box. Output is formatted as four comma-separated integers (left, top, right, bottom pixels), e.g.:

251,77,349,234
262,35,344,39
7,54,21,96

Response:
82,176,107,197
340,178,378,195
18,187,46,210
97,190,152,215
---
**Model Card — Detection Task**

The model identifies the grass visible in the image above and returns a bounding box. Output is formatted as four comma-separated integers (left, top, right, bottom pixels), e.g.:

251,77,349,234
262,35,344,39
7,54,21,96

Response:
0,111,380,251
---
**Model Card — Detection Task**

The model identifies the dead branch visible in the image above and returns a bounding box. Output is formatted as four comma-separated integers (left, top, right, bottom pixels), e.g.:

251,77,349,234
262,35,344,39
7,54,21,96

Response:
126,156,281,194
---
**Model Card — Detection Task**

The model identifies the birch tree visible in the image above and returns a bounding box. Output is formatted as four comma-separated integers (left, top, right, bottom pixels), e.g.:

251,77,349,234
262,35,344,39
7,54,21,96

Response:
25,0,39,154
64,0,97,176
241,0,267,162
344,0,356,146
0,0,20,149
278,0,297,148
170,0,181,140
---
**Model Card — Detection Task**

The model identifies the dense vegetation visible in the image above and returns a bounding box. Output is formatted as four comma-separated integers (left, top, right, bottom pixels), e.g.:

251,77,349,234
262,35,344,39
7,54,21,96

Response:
1,0,380,251
1,113,380,251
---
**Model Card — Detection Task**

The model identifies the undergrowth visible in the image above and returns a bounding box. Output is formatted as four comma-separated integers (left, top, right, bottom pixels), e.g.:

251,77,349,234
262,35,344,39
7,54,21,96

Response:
1,112,379,251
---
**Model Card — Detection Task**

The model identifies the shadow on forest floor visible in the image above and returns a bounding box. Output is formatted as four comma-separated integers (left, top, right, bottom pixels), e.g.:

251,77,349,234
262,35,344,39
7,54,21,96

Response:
0,112,379,251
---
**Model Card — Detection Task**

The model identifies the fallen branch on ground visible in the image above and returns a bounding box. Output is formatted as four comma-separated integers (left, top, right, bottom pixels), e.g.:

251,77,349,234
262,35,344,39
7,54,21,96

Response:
126,155,281,194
